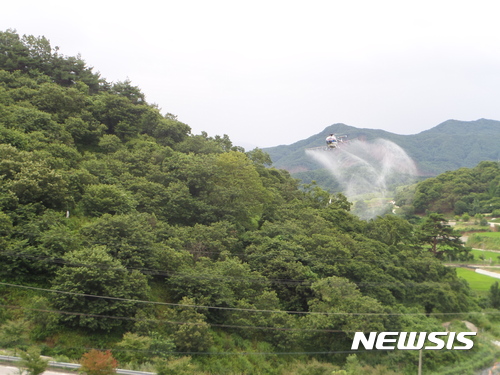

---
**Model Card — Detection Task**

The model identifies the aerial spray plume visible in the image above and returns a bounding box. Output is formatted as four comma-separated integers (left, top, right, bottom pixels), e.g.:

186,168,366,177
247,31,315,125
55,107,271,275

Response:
306,139,417,219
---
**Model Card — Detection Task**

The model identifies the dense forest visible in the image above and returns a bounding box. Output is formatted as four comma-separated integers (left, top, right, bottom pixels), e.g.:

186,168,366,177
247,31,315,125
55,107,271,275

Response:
396,161,500,216
0,30,499,374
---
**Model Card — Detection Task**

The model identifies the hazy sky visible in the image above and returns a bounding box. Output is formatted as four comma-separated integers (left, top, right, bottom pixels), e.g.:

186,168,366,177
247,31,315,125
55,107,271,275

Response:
3,0,500,148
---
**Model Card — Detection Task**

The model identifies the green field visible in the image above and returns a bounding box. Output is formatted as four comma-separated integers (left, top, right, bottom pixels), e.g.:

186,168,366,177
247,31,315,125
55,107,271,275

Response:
472,231,500,238
469,249,500,262
455,267,500,291
467,231,500,251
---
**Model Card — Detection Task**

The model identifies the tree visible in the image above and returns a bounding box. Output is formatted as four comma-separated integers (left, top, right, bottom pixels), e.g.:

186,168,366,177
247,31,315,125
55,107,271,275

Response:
80,184,136,216
79,350,118,375
155,357,194,375
110,80,145,104
125,178,171,219
0,319,29,353
17,347,49,375
152,116,191,147
167,256,268,322
98,134,123,153
302,276,387,351
302,181,330,209
454,200,469,215
164,220,239,260
32,82,87,122
24,296,59,340
246,147,272,166
115,332,152,364
81,213,159,268
0,211,13,246
411,280,471,315
364,214,414,246
172,298,213,352
65,116,106,147
91,93,147,139
418,213,466,259
208,151,271,228
490,281,500,309
5,159,70,209
0,30,51,74
344,354,362,375
51,245,150,331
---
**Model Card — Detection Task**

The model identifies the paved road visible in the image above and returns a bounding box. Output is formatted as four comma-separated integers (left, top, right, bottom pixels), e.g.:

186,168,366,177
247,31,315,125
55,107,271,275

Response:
0,356,153,375
0,364,73,375
475,269,500,279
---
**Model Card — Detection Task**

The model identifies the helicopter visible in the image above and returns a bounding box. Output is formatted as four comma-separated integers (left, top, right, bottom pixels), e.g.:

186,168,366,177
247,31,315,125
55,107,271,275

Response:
306,133,349,151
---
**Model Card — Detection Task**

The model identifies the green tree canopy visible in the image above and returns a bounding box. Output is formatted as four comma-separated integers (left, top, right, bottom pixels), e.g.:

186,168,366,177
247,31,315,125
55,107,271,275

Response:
51,245,150,331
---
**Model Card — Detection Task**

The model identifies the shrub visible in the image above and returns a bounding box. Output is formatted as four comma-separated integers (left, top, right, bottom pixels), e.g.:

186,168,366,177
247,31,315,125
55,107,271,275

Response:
18,347,49,375
155,357,194,375
79,349,118,375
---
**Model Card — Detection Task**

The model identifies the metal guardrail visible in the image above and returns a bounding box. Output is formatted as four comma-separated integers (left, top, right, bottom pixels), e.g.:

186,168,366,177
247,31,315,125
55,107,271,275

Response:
0,355,155,375
0,355,20,363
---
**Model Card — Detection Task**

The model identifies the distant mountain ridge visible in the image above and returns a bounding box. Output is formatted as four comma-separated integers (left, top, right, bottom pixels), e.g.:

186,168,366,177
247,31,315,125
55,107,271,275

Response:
263,119,500,189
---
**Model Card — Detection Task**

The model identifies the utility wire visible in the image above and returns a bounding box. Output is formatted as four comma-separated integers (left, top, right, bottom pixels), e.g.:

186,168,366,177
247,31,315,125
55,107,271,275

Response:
0,282,487,317
47,347,395,356
0,303,345,333
0,282,380,315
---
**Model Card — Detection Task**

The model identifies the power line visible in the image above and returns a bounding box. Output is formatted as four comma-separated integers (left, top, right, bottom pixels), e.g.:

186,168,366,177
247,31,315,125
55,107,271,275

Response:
55,348,395,356
0,282,373,316
0,303,482,358
0,282,487,317
0,343,394,356
0,303,344,333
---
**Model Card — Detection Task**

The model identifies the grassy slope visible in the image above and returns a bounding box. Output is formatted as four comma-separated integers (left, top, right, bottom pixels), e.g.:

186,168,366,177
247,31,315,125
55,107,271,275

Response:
468,232,500,251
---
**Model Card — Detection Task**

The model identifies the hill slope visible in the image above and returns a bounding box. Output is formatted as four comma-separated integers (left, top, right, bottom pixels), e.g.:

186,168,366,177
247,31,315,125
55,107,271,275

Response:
264,119,500,188
0,30,496,374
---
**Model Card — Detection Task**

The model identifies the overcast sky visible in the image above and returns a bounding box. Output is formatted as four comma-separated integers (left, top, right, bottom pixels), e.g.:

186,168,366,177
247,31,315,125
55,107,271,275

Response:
2,0,500,148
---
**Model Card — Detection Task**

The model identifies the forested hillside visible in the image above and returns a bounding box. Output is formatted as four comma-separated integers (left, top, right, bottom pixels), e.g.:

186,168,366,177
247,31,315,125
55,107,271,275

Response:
0,30,498,374
396,161,500,216
264,120,500,189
